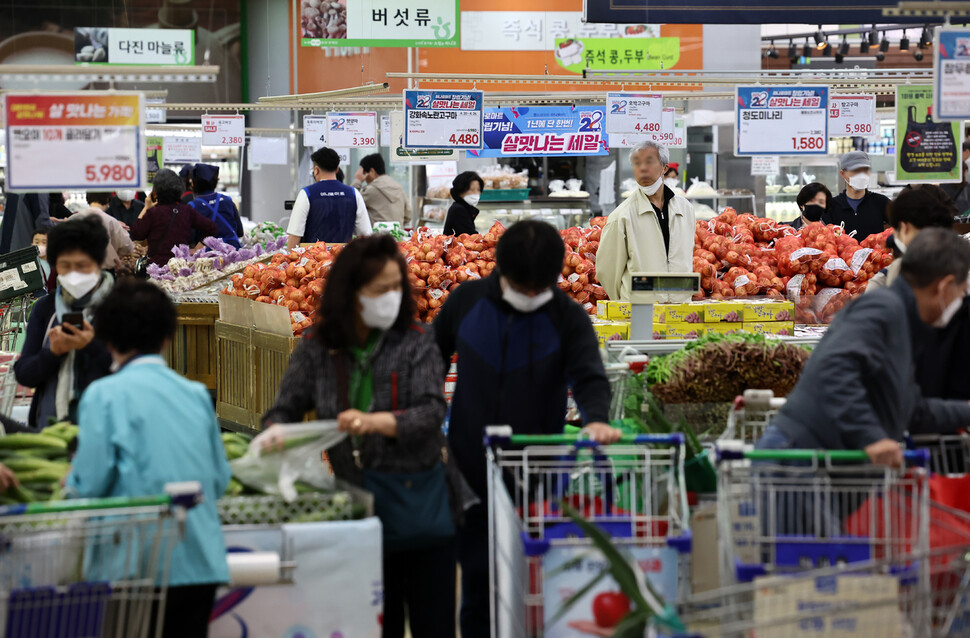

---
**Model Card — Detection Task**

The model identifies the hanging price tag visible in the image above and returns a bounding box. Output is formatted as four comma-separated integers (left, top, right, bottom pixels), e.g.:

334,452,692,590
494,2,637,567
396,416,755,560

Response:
303,115,327,148
606,93,664,135
163,135,202,164
404,89,483,149
202,114,245,146
381,115,391,147
751,156,780,176
736,86,829,156
325,112,377,148
669,117,687,149
829,95,876,138
610,108,677,148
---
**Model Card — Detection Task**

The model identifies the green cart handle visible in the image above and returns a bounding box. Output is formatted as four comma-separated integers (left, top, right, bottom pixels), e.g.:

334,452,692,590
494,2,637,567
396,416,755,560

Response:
0,494,173,518
717,448,929,467
486,431,685,448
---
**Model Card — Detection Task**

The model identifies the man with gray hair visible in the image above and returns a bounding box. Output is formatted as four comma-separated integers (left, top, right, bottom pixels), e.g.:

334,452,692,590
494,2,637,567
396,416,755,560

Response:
597,141,695,301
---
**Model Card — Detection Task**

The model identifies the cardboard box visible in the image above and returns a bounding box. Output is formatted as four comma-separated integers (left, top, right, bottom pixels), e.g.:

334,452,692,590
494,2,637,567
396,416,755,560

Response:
592,321,629,347
705,322,744,336
663,322,705,340
690,502,720,594
742,299,795,323
702,300,745,323
596,300,631,321
744,321,796,336
655,303,704,324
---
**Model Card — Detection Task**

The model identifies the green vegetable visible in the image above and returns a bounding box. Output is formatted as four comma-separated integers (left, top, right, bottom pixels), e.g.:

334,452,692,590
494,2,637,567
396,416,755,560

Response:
2,457,63,474
0,433,67,450
223,479,244,497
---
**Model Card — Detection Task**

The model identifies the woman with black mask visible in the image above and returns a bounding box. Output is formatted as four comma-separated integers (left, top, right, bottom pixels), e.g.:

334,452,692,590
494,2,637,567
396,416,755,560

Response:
787,182,832,230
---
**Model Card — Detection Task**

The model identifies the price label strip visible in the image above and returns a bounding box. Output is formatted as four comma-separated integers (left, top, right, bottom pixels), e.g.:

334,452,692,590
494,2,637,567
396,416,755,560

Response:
326,112,377,148
404,90,484,150
3,91,145,191
606,93,664,135
736,86,829,156
202,114,245,146
303,115,327,148
829,95,876,138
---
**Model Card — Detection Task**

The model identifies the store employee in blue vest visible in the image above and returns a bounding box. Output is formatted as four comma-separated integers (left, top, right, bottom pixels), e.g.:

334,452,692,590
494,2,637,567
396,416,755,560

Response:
188,163,244,248
286,147,372,249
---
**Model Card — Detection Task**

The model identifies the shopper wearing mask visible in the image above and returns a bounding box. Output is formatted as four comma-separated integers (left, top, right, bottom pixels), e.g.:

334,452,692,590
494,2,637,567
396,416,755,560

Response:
941,140,970,216
597,141,695,301
73,193,135,272
757,228,970,466
131,169,219,267
442,171,484,236
263,234,458,638
663,162,680,190
823,151,890,240
787,182,832,230
105,189,144,230
433,219,620,638
31,230,51,287
14,217,113,429
188,163,245,249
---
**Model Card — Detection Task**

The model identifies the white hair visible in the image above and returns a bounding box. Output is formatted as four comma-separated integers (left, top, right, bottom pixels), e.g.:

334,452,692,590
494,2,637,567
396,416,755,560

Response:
629,141,670,166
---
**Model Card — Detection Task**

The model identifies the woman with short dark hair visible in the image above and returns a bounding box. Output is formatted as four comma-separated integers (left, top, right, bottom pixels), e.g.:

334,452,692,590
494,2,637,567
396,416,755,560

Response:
263,234,458,638
131,168,219,266
443,171,485,236
788,182,833,230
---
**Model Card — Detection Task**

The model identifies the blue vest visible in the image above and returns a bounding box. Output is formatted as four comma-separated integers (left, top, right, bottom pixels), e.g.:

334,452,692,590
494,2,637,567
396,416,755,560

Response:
301,180,358,243
190,192,241,248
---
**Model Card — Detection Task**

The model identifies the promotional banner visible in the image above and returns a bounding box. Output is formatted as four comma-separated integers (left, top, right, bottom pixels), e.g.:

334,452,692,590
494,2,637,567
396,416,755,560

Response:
461,12,660,52
326,112,378,148
828,95,876,138
735,86,829,156
468,106,608,158
163,135,202,165
146,136,163,184
202,115,245,147
896,85,961,184
934,27,970,120
74,27,193,65
3,92,144,191
300,0,459,48
404,90,483,150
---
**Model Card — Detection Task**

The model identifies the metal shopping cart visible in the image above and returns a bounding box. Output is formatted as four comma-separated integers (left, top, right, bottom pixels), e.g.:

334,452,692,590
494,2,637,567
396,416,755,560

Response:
909,432,970,477
485,428,691,638
720,390,786,444
0,483,200,638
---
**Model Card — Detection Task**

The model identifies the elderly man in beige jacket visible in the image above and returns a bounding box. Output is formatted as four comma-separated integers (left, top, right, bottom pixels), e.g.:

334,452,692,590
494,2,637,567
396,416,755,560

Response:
352,153,411,227
597,141,695,301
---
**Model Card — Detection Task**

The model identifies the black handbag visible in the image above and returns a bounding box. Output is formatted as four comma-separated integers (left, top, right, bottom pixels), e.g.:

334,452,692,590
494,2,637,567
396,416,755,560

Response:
901,105,958,174
334,353,455,554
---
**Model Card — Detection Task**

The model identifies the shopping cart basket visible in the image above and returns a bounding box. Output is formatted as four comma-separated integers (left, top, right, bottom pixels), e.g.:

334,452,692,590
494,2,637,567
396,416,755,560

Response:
720,390,785,444
0,483,200,638
909,432,970,476
485,428,691,638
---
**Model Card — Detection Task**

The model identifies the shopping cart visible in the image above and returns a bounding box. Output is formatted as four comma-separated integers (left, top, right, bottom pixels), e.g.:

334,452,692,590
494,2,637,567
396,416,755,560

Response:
909,432,970,476
0,483,200,638
485,428,691,638
720,390,785,444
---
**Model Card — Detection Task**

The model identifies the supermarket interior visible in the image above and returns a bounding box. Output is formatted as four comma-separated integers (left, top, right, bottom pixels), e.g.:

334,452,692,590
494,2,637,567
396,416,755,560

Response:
6,0,970,637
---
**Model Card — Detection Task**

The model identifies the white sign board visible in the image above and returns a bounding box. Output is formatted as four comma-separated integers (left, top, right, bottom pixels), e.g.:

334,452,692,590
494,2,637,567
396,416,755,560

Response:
404,89,484,149
74,27,193,65
303,115,327,148
249,137,287,166
460,11,660,51
606,92,664,135
163,135,202,164
829,95,876,138
610,107,678,148
380,115,391,147
326,112,378,148
751,155,781,176
935,27,970,120
670,117,687,149
390,111,460,163
736,86,829,156
202,115,245,146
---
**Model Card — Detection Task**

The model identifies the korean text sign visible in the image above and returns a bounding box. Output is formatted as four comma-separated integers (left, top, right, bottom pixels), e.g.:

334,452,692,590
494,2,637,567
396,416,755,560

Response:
828,95,876,138
3,92,145,192
735,86,829,156
404,90,483,150
934,28,970,120
326,112,378,148
469,106,608,158
300,0,459,48
202,115,245,146
896,85,961,183
74,27,193,65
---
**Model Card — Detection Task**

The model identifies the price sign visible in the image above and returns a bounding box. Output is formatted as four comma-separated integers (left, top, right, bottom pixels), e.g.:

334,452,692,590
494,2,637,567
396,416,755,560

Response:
736,86,829,156
381,115,391,147
404,90,483,149
335,148,351,165
303,115,327,148
325,112,377,148
606,93,664,135
3,91,145,191
202,114,245,146
609,108,677,148
163,135,202,164
670,116,687,149
829,95,876,138
751,155,780,176
935,28,970,120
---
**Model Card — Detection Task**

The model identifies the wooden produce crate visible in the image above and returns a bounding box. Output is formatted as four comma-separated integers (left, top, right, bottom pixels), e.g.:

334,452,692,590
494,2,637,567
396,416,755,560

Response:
253,329,301,423
215,320,256,429
165,302,219,390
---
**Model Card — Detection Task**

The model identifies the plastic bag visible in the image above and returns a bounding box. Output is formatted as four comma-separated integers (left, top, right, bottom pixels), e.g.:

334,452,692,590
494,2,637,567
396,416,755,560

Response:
230,421,347,502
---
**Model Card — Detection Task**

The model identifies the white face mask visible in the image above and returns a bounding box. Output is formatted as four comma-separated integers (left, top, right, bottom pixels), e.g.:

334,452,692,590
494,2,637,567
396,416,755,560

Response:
358,290,402,331
965,159,969,174
639,176,664,197
464,193,481,207
846,173,870,191
34,245,46,259
933,293,965,328
117,190,136,202
503,285,554,313
894,234,907,254
664,177,679,189
58,271,100,300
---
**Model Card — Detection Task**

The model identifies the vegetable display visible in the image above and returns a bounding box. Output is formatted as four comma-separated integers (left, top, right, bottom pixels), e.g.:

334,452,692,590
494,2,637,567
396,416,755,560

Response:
0,423,77,503
149,236,288,294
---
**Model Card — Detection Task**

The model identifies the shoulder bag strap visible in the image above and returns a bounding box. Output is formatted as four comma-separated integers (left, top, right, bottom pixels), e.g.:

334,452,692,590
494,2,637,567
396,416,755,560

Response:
198,195,231,233
156,207,179,247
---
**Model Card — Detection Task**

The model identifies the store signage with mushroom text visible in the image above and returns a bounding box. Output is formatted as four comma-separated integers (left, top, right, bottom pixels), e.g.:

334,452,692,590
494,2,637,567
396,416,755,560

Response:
934,27,970,120
468,106,608,158
202,115,245,147
735,86,829,156
300,0,459,48
325,112,377,148
828,95,876,138
404,90,483,150
3,92,145,192
74,27,194,65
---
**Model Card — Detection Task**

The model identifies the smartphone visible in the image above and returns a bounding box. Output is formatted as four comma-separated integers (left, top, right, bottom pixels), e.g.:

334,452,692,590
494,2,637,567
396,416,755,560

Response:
61,312,84,330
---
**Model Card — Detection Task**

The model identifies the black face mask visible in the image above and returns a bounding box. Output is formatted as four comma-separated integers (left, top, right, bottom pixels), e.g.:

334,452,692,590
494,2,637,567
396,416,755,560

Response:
802,204,825,222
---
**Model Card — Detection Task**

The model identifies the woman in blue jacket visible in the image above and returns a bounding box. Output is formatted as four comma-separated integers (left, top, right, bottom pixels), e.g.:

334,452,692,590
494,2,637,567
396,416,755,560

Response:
188,163,244,248
66,280,230,638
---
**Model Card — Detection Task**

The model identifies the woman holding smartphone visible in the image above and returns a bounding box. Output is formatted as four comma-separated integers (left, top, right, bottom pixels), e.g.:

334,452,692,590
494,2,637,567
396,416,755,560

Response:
14,217,114,429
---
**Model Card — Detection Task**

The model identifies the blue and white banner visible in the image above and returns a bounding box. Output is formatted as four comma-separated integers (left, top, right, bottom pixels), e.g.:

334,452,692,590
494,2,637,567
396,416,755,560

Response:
735,86,829,156
468,106,609,158
404,89,483,149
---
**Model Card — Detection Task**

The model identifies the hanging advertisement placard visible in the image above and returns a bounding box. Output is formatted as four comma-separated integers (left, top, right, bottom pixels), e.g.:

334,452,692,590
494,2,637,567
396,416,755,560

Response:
735,86,828,156
3,92,145,192
380,115,391,147
325,112,378,148
163,135,202,164
934,27,970,120
468,106,608,158
300,0,459,48
146,136,163,184
389,111,459,163
896,85,961,184
74,27,194,65
303,115,327,148
828,95,876,138
202,115,245,146
606,92,663,135
403,90,483,150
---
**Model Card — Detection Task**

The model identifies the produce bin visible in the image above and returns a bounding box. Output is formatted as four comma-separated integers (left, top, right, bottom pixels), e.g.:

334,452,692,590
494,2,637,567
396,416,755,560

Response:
165,302,219,390
253,329,300,422
216,320,256,429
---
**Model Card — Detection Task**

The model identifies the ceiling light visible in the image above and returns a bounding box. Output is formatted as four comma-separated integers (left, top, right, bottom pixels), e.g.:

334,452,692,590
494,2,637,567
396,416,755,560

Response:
880,33,890,53
835,52,845,63
822,42,832,56
876,51,886,62
869,26,879,46
860,39,871,54
839,36,850,56
919,26,932,49
900,32,910,51
803,39,812,58
814,27,825,47
766,43,779,59
914,49,924,61
788,39,798,59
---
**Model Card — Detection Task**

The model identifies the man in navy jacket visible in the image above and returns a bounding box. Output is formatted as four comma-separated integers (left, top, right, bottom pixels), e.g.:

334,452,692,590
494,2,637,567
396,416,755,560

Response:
434,219,619,638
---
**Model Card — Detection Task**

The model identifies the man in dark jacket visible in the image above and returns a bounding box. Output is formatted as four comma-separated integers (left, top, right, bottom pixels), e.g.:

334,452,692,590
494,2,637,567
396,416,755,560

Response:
758,228,970,467
434,219,619,638
822,150,890,241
